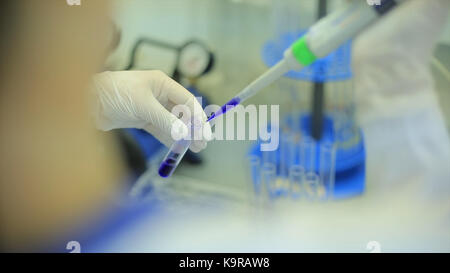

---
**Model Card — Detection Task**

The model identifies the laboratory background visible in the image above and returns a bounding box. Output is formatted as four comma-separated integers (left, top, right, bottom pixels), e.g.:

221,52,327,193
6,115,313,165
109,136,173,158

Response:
1,0,450,252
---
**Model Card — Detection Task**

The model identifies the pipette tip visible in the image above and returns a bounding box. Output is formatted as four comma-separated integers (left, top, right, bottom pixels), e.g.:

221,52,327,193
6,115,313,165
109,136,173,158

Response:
207,97,241,122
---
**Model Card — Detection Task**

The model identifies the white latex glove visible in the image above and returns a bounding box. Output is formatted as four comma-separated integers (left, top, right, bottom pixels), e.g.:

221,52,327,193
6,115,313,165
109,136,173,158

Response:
353,0,450,199
91,70,212,153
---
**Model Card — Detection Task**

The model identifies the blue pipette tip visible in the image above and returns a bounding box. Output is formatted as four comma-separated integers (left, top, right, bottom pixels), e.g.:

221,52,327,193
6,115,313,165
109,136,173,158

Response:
207,97,241,122
206,113,215,122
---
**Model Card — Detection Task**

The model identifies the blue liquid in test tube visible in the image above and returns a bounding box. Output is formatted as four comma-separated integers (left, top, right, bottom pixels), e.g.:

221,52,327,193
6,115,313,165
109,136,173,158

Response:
158,139,191,178
159,97,241,178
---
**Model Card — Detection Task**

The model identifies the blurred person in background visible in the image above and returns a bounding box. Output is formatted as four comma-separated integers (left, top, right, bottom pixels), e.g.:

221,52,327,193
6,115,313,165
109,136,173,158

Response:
352,0,450,200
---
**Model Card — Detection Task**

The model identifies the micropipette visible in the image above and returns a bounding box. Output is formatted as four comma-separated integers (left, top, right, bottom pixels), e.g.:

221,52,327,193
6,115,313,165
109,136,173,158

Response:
206,0,406,122
159,0,406,178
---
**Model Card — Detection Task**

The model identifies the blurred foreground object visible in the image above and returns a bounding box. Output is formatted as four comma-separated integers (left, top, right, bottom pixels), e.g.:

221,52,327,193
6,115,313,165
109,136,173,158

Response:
0,0,125,251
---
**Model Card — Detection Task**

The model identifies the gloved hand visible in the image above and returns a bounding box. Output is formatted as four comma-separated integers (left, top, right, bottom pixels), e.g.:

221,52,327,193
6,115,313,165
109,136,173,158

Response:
91,70,212,153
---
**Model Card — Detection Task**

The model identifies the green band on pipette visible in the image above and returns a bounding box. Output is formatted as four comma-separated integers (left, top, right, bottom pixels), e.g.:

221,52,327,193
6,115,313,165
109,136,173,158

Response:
291,36,317,66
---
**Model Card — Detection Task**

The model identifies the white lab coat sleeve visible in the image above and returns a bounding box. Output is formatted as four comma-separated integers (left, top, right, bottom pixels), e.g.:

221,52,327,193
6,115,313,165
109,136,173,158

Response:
352,0,450,200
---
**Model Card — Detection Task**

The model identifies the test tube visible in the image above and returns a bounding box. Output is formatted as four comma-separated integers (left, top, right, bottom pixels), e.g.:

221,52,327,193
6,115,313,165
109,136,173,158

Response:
279,132,289,179
300,136,316,173
158,120,201,178
279,132,297,195
261,163,277,200
262,148,276,167
331,80,360,150
247,155,262,195
291,134,300,165
289,165,305,199
278,134,288,195
319,142,336,201
304,172,320,201
331,81,345,146
158,139,191,178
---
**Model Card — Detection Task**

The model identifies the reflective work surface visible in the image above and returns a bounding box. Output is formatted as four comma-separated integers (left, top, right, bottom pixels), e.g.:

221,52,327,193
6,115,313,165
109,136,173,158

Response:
93,135,450,252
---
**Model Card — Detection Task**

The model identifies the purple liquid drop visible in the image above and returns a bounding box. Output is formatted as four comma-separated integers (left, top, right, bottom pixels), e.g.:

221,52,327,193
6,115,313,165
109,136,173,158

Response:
207,97,241,122
158,158,177,178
